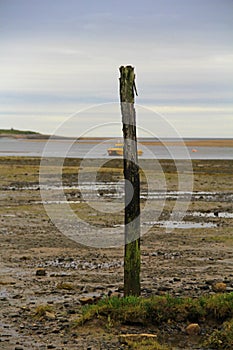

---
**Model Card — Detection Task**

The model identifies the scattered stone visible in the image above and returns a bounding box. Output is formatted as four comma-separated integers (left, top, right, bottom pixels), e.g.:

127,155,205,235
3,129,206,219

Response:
108,290,121,298
119,333,157,344
200,285,210,290
66,308,76,315
45,311,56,320
206,279,217,285
0,276,16,285
15,347,24,350
173,277,181,282
186,323,201,335
51,328,60,334
158,285,172,292
12,294,23,299
79,297,95,305
36,268,46,276
9,313,19,318
212,282,226,292
93,285,105,291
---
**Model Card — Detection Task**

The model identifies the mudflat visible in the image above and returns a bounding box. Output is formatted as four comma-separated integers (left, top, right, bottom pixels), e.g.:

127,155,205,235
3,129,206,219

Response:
0,156,232,349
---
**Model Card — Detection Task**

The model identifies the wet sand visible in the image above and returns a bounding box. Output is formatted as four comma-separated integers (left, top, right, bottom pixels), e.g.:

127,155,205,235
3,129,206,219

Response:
0,157,233,349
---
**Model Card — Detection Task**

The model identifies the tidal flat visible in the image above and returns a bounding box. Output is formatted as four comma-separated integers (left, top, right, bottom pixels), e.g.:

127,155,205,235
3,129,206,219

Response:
0,157,232,349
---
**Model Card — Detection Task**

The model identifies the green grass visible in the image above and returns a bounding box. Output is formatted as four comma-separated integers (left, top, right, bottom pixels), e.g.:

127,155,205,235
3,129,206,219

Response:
73,294,233,349
75,293,233,327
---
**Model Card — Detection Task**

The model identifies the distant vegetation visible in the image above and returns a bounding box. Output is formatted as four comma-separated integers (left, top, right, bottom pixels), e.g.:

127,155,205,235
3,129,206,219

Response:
0,128,40,135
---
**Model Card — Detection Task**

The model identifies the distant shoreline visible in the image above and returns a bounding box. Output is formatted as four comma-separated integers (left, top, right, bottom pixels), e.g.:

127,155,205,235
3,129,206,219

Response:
0,131,232,147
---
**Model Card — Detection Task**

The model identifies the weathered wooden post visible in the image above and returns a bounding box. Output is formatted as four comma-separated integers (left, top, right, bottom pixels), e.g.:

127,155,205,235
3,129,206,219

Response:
119,65,141,296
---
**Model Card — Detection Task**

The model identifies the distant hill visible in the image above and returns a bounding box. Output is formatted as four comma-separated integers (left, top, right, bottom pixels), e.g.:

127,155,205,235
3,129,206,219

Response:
0,129,70,140
0,128,50,139
0,128,40,135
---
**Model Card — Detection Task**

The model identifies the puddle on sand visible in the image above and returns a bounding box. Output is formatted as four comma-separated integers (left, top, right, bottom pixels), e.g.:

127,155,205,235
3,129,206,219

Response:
4,182,124,191
143,221,217,229
3,182,233,202
190,211,233,219
141,191,233,202
34,200,82,204
114,221,217,229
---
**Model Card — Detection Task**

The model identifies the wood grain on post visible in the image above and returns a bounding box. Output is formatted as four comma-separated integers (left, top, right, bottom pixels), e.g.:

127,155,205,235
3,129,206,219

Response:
119,65,141,297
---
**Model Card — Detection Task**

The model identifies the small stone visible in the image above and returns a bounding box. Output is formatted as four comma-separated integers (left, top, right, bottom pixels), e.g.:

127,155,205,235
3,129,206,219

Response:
45,311,56,320
67,308,76,315
79,297,95,305
36,268,46,276
15,347,24,350
93,285,105,290
9,313,19,318
108,291,121,298
173,277,181,282
119,333,157,344
158,285,172,292
12,294,22,299
51,328,60,334
212,282,226,292
200,285,210,290
186,323,201,335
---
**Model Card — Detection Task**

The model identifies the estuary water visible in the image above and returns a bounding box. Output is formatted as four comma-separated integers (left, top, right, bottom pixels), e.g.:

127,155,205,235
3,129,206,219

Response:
0,138,232,159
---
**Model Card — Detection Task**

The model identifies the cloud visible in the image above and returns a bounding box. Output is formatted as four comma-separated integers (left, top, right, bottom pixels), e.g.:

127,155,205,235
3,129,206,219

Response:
0,0,232,136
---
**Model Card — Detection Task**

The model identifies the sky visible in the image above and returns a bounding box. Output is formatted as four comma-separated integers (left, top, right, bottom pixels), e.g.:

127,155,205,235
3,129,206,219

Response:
0,0,232,138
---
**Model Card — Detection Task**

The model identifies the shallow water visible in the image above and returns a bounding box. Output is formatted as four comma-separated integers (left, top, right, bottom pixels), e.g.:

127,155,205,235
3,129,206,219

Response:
3,182,233,202
0,139,232,159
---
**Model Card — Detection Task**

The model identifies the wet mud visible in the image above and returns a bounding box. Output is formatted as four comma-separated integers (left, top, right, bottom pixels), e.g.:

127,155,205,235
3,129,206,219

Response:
0,157,232,349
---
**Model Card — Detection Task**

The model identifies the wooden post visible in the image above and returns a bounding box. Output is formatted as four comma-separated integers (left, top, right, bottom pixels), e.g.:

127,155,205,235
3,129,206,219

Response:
119,65,141,297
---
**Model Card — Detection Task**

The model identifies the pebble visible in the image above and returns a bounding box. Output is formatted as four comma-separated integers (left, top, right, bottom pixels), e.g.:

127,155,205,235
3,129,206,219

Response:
173,277,181,282
51,328,60,334
45,311,56,320
186,323,201,335
212,282,226,292
79,297,95,305
36,268,46,276
119,333,157,344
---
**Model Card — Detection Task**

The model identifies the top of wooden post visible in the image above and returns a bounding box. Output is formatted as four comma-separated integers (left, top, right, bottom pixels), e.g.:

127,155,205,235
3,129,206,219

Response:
119,66,137,104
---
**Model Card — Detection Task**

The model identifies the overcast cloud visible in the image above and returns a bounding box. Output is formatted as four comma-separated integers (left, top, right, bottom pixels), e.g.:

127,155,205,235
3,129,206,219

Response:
0,0,232,137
